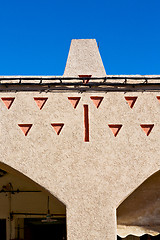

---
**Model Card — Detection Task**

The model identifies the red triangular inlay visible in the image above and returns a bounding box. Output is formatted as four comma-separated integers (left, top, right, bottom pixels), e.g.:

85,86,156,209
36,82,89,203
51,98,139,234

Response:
51,123,64,135
125,96,137,108
90,96,103,108
140,124,154,136
34,97,48,110
1,97,15,109
68,97,81,109
18,124,32,136
79,75,92,84
108,124,122,137
156,96,160,103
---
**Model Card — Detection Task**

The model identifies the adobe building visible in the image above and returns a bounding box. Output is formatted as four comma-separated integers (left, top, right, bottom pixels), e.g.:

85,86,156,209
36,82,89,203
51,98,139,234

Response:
0,39,160,240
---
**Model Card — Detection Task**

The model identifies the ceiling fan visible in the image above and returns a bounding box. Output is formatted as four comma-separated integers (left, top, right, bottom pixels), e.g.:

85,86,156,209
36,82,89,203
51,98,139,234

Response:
41,196,57,223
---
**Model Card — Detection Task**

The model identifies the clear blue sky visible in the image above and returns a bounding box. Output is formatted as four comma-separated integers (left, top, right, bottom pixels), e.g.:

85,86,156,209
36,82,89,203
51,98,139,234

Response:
0,0,160,75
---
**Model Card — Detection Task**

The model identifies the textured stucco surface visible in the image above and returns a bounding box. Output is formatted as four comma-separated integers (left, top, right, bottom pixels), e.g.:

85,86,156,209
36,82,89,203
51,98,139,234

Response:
0,166,65,240
1,40,160,240
117,170,160,237
1,89,160,239
63,39,106,77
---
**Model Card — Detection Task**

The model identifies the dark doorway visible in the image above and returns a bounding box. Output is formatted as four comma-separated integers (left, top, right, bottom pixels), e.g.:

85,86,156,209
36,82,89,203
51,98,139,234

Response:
141,235,160,240
24,218,66,240
0,219,6,240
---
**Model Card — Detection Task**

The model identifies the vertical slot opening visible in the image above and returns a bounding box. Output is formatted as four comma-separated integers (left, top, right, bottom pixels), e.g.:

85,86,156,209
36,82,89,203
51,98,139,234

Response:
84,105,89,142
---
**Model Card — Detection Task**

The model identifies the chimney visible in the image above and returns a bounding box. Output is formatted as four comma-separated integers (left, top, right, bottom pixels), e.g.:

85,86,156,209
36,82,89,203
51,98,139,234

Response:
63,39,106,77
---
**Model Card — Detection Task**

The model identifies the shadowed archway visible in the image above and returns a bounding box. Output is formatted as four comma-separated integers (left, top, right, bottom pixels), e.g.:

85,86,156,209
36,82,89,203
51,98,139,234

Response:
117,170,160,239
0,163,66,240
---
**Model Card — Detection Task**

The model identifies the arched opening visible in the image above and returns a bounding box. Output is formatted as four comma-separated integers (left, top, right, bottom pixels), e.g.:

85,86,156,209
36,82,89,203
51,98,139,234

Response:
116,170,160,240
0,163,66,240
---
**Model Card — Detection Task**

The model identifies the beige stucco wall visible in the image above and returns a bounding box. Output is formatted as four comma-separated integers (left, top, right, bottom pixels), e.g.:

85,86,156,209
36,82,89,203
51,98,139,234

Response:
0,39,160,240
1,87,160,239
63,39,106,77
0,166,65,240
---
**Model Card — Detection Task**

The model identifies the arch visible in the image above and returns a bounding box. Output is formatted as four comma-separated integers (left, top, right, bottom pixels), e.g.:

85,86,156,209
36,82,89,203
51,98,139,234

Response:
116,168,160,209
0,162,65,200
0,159,66,206
117,170,160,239
0,162,66,240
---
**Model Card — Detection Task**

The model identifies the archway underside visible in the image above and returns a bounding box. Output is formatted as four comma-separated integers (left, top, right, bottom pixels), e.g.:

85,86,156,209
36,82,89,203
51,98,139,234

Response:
117,170,160,239
0,163,66,240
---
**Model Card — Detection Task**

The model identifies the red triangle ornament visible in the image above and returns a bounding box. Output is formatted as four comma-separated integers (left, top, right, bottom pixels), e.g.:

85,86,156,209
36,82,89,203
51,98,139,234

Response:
125,96,137,108
108,124,122,137
1,97,15,109
140,124,154,136
68,97,81,109
18,124,32,136
156,96,160,103
90,96,103,108
79,75,92,84
51,123,64,135
34,97,48,110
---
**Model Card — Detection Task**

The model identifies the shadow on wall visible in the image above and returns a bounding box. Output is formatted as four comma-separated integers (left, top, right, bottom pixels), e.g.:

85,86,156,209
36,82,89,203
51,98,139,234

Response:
0,162,66,240
117,170,160,239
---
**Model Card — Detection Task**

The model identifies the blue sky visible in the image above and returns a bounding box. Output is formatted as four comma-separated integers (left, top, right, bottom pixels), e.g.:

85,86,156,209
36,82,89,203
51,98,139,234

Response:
0,0,160,75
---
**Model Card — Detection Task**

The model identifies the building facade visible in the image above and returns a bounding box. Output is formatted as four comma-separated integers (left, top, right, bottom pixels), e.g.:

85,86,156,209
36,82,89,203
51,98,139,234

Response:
0,39,160,240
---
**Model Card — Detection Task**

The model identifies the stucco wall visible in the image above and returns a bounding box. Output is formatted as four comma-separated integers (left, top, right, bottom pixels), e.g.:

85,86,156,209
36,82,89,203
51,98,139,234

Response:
63,39,106,77
0,166,65,239
1,87,160,239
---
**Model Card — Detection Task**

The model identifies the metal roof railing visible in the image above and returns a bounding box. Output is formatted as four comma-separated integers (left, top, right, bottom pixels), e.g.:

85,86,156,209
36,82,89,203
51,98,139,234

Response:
0,75,160,92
